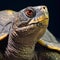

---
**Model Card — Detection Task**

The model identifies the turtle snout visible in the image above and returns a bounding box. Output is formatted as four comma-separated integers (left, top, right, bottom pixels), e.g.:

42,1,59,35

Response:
40,6,48,12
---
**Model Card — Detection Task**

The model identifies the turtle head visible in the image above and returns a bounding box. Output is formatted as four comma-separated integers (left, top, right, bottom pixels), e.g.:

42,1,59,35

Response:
12,6,49,44
15,6,49,28
8,6,49,59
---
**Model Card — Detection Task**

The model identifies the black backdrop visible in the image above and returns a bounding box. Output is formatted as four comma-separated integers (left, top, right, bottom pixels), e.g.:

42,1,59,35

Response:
0,0,60,38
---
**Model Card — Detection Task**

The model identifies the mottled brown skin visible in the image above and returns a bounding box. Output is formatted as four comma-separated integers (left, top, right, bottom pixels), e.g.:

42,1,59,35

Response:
0,6,60,60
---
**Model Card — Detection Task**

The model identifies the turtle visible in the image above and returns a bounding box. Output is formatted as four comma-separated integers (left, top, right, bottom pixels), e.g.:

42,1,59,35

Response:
0,5,60,60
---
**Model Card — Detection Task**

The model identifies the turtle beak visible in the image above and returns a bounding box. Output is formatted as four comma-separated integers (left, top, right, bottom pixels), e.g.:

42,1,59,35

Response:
28,14,49,28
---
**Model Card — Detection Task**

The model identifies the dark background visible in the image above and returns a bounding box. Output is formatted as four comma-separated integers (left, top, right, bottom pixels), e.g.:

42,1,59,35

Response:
0,0,60,39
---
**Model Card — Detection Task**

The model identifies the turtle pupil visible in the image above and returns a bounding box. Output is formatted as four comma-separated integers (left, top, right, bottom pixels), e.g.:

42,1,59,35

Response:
26,10,33,16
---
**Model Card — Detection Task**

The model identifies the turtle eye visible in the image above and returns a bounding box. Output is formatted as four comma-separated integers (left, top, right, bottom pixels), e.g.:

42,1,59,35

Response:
24,8,36,18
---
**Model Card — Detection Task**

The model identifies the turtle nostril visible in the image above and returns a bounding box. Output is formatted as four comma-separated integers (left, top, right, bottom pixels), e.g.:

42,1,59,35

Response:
40,6,47,12
43,7,45,9
40,6,46,11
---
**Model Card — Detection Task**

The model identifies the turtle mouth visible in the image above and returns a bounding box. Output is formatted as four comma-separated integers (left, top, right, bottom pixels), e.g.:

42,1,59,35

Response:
18,17,48,28
14,15,49,37
15,18,48,37
29,18,49,26
16,17,49,31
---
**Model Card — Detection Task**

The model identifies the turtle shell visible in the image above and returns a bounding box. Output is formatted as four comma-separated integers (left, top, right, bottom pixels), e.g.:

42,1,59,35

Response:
0,10,17,53
0,10,16,41
38,29,60,52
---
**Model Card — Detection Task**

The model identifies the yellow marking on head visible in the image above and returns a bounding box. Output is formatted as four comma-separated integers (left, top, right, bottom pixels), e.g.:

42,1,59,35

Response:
0,33,8,41
29,15,49,24
7,10,14,15
37,15,46,21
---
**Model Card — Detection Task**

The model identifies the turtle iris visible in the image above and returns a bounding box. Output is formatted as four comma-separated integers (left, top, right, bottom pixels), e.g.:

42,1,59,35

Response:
26,10,33,16
24,8,36,18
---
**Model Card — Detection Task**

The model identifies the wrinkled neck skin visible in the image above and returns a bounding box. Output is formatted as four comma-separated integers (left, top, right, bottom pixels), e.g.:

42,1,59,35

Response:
4,25,46,60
